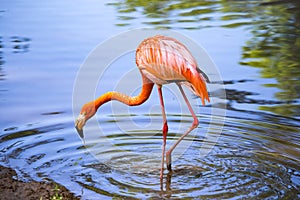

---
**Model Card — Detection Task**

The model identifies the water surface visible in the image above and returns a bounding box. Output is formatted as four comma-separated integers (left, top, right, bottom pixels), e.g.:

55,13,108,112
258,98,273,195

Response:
0,0,299,199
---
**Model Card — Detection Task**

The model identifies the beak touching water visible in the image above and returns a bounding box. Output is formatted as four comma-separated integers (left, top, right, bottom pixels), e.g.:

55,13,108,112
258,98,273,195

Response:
75,113,86,139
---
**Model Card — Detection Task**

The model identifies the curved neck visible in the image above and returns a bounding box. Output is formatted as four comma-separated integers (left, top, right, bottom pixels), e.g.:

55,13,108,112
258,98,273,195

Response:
94,74,154,109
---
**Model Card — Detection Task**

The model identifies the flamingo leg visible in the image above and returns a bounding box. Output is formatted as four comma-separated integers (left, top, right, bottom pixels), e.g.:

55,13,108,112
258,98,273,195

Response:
166,84,199,171
157,85,168,179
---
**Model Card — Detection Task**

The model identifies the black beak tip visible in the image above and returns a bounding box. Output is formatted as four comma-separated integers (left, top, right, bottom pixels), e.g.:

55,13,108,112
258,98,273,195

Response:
75,126,84,139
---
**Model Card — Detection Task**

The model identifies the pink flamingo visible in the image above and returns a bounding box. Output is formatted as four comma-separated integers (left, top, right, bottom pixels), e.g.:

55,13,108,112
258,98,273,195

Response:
75,35,210,179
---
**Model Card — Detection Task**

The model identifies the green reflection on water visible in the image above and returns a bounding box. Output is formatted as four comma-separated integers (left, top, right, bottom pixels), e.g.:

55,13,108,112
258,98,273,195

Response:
240,1,300,117
108,0,300,117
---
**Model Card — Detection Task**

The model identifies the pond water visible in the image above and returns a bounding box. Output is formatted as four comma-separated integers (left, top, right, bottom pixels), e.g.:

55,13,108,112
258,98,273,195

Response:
1,0,300,199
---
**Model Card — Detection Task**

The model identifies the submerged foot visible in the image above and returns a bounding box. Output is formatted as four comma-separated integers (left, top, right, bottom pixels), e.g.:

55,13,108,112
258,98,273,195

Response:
166,152,172,171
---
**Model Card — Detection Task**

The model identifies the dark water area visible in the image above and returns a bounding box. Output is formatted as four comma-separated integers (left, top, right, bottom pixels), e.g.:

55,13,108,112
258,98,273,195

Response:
0,0,300,199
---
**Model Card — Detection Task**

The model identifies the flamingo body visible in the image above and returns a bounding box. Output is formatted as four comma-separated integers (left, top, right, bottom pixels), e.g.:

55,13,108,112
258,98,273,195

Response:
75,35,210,180
136,35,209,104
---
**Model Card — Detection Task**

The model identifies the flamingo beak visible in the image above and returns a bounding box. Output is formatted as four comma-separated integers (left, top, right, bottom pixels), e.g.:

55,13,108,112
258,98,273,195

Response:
75,113,86,139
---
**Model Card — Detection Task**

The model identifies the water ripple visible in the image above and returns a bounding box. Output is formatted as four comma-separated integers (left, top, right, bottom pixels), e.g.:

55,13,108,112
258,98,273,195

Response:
1,111,299,199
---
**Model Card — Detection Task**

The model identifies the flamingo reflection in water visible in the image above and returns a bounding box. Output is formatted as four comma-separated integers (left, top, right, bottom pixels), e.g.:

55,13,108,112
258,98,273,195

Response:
75,35,210,183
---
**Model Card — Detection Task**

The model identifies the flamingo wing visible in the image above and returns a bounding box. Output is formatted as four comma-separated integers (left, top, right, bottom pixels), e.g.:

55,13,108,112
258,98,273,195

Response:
136,35,210,105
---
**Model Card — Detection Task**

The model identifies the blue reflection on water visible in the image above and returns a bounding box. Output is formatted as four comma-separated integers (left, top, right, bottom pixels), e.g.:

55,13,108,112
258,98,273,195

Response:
0,0,299,199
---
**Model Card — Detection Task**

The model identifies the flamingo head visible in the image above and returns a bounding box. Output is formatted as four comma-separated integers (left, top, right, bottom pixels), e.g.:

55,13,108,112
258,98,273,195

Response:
75,101,96,138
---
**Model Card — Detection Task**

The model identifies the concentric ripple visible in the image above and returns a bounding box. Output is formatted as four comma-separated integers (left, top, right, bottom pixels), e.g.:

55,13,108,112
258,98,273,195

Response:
2,110,299,199
74,112,300,199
